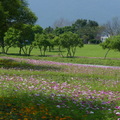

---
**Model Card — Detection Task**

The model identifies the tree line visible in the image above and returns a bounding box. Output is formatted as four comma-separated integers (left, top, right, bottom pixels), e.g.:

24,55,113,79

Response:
100,17,120,58
0,0,100,57
1,0,120,58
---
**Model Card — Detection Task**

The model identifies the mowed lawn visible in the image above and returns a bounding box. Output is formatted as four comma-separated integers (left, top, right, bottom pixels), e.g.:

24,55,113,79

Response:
2,44,120,67
0,45,120,119
7,44,120,58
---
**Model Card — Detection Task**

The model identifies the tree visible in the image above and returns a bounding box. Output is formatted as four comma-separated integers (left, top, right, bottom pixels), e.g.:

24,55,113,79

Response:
72,19,87,32
87,20,99,27
77,26,99,44
44,26,54,34
0,0,37,53
18,24,35,55
54,26,74,36
8,24,34,55
100,35,120,59
72,19,99,43
4,27,21,54
46,34,55,52
59,32,84,57
62,26,74,33
53,18,72,28
34,34,50,56
53,36,64,57
4,24,42,55
103,17,120,36
54,27,65,36
32,25,43,34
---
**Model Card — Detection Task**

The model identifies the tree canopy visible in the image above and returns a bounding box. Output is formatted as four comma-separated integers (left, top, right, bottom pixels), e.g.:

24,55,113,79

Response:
100,35,120,58
34,34,50,56
59,32,84,57
0,0,37,53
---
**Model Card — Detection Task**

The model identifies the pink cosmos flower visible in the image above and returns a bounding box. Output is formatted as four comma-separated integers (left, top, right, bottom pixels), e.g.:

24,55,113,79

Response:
115,106,120,110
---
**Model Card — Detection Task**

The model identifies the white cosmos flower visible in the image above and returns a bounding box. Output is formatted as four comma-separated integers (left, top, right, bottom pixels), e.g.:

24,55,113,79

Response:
90,111,94,114
56,105,61,108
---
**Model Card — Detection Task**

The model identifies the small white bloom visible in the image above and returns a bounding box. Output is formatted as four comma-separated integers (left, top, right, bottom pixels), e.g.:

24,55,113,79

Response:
116,112,120,116
90,111,94,114
56,105,61,108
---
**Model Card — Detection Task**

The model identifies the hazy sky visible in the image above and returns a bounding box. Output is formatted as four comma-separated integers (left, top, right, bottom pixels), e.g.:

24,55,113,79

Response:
28,0,120,28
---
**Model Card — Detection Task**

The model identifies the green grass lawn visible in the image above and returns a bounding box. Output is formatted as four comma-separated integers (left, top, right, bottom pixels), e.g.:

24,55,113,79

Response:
6,44,120,58
0,57,120,119
1,44,120,67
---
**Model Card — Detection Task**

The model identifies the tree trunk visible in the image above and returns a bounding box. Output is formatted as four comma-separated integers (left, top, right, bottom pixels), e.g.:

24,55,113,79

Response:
72,47,76,57
28,46,34,56
1,46,5,54
24,46,28,55
43,46,47,56
104,49,110,59
19,47,22,55
39,46,42,56
22,47,26,55
67,48,71,57
58,46,64,57
48,46,51,52
5,46,11,54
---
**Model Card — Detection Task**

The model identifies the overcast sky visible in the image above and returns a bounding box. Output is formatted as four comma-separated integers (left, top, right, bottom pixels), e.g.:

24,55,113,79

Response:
28,0,120,28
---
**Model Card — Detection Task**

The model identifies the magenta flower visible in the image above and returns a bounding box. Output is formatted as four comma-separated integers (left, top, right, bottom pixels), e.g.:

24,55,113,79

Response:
115,106,120,110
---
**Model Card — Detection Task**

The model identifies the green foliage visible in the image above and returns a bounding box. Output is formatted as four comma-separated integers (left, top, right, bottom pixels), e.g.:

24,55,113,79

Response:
72,19,98,30
33,32,83,57
54,26,74,36
59,32,84,57
89,39,101,44
101,35,120,58
44,26,54,34
72,19,99,43
34,34,50,56
0,0,37,53
4,24,39,55
110,35,120,51
100,38,112,50
53,19,100,44
46,33,55,52
4,27,21,53
72,19,87,31
78,26,99,43
54,27,65,36
32,25,43,34
14,24,34,55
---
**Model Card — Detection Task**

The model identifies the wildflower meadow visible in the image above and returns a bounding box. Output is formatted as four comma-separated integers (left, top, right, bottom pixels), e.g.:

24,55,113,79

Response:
0,56,120,120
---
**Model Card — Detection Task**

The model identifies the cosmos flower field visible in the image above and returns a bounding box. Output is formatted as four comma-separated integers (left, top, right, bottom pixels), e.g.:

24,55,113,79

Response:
0,57,120,120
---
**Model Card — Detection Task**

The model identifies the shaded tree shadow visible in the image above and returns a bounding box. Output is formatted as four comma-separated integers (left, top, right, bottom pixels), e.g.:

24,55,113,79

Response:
6,53,35,57
0,58,61,71
50,50,66,53
6,53,25,56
